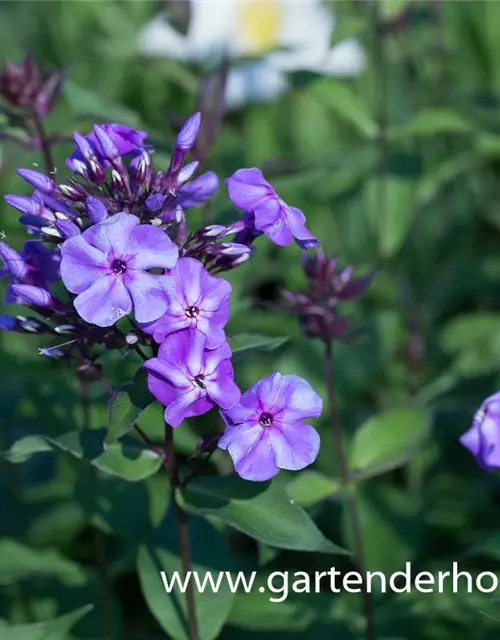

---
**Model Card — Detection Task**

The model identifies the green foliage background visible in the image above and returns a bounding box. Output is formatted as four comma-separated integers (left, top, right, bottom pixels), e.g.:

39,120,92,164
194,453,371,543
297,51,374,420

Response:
2,1,500,638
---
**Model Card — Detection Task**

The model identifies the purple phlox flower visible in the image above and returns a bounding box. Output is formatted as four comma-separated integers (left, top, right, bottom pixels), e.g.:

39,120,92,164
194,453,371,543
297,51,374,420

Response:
162,171,219,222
60,212,178,327
460,392,500,470
219,372,322,482
66,123,148,171
226,168,318,250
144,328,240,428
141,257,231,348
0,240,60,303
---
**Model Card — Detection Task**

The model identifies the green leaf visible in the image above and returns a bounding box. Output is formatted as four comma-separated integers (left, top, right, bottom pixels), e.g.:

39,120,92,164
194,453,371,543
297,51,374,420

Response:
350,408,430,478
343,486,423,573
0,539,87,586
0,604,93,640
181,476,348,554
0,435,52,463
2,430,162,482
63,79,141,126
440,313,500,377
285,471,341,507
229,333,289,358
137,515,235,640
389,109,475,139
106,371,153,447
311,79,378,138
363,177,417,258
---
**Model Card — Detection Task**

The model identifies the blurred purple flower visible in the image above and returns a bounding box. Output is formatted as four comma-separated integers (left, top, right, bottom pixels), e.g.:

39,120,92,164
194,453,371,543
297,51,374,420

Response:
60,212,178,327
0,54,62,116
219,371,322,481
144,328,240,428
0,240,60,303
226,168,318,249
460,391,500,470
141,257,231,348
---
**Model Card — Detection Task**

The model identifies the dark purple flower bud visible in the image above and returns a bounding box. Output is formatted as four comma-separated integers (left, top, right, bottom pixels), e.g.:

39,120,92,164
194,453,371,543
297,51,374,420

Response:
12,284,55,308
59,183,87,201
34,69,63,117
215,242,253,257
56,219,80,238
460,392,500,470
86,196,107,224
0,315,17,331
19,216,46,232
176,111,202,151
17,169,56,196
198,225,227,238
4,194,43,217
40,225,63,240
0,55,62,115
0,242,28,279
130,150,151,187
146,193,166,212
18,316,50,333
54,324,78,335
39,346,66,359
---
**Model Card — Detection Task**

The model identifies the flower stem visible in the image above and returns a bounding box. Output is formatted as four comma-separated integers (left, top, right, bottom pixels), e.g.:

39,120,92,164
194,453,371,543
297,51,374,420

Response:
79,379,114,640
33,111,55,175
164,421,199,640
324,340,375,640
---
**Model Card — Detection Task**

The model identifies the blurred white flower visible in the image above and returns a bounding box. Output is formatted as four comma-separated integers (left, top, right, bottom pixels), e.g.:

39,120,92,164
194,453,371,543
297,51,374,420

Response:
138,0,366,108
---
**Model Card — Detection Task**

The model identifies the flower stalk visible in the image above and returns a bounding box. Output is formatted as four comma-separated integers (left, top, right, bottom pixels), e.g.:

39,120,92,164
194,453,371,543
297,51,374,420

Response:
164,421,199,640
324,339,375,640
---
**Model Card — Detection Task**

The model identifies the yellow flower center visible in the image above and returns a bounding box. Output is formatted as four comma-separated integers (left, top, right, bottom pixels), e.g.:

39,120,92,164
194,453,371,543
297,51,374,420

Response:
239,1,283,55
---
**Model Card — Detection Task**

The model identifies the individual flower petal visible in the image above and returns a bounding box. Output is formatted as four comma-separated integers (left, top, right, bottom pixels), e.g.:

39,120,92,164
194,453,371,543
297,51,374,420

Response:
128,224,178,270
124,271,169,323
60,234,108,294
230,428,279,482
269,421,320,471
74,275,132,327
286,207,319,249
86,196,108,224
226,168,272,210
165,389,200,428
83,212,139,255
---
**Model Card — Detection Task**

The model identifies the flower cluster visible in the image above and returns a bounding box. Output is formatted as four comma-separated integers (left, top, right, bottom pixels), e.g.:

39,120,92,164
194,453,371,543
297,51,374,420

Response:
1,112,322,481
0,54,62,116
283,249,374,342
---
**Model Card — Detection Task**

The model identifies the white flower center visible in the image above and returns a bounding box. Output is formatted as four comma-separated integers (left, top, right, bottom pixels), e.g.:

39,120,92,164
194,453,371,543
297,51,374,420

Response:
238,1,283,55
